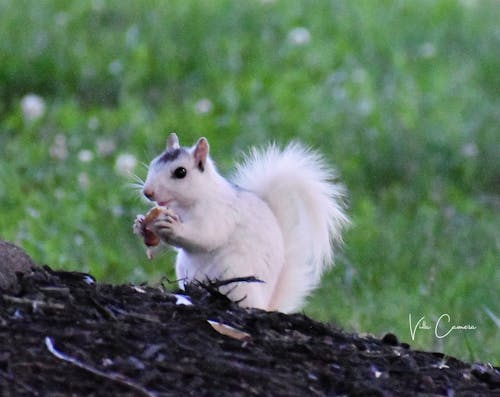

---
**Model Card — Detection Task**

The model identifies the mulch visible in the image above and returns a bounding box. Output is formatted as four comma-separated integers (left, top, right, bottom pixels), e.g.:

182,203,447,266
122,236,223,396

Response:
1,243,499,396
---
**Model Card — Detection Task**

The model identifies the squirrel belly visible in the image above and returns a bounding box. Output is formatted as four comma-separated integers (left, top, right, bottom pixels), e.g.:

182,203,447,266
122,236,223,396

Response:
175,189,285,310
137,133,349,313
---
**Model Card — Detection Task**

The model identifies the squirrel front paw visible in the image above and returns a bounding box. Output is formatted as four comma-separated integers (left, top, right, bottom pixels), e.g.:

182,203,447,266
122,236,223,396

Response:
151,212,182,245
133,214,146,236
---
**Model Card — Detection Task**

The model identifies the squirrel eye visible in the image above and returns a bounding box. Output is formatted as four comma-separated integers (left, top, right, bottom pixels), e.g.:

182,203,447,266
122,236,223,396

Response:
173,167,187,179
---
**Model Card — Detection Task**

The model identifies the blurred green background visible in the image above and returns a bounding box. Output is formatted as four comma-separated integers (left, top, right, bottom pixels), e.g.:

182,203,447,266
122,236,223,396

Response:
1,0,498,363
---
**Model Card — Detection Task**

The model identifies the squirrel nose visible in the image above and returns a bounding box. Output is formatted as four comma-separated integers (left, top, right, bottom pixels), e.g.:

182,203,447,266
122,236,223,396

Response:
143,189,155,201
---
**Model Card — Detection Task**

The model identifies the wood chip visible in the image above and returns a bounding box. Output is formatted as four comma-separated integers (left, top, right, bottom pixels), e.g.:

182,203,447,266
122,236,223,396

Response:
207,320,251,341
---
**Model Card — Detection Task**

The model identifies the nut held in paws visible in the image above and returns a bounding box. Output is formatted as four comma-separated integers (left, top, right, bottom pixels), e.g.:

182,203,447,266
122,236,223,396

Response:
142,206,168,247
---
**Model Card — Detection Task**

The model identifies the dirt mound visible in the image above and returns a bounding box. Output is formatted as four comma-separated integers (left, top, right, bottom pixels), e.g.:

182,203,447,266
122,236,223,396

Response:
1,263,499,396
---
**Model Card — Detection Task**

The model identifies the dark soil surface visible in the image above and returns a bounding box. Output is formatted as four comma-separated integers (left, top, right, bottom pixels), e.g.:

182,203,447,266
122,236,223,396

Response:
1,255,499,396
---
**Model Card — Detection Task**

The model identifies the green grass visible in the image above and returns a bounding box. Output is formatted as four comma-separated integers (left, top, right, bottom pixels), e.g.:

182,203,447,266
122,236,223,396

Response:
1,0,498,364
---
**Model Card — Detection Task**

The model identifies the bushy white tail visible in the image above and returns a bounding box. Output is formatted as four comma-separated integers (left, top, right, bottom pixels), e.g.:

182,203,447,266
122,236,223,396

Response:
233,143,349,313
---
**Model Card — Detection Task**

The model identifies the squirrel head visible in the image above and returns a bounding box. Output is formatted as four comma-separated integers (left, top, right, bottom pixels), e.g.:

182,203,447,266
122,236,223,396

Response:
142,133,215,209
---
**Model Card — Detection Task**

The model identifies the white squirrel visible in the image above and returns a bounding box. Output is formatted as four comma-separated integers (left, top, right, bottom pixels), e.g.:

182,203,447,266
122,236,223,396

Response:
134,133,349,313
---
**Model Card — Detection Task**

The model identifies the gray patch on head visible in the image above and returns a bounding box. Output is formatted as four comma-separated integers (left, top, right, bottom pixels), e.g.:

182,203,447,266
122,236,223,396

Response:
156,148,185,165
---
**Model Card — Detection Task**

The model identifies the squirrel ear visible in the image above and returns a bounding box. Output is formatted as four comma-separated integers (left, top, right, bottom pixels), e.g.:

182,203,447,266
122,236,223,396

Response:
193,137,209,172
166,133,180,150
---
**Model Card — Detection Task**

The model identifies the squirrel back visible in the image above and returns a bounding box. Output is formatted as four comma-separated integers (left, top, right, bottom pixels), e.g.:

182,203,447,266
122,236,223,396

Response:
233,143,349,312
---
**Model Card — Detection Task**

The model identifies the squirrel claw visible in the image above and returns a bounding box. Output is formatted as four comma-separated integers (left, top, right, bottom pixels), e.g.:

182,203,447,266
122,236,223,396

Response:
133,214,146,236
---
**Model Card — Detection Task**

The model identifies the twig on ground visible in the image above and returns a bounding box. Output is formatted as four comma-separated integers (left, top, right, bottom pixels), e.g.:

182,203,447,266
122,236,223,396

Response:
199,276,263,297
209,276,264,288
3,295,65,311
44,337,157,397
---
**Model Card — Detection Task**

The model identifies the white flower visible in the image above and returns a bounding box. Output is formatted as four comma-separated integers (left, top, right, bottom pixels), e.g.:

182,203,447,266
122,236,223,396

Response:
418,42,436,59
195,98,213,115
49,134,68,161
111,205,124,217
26,207,40,219
115,153,138,176
352,67,367,84
96,137,117,157
91,0,104,11
78,172,90,190
88,116,100,130
74,234,84,246
461,142,478,158
109,59,123,75
78,149,94,163
55,12,68,27
54,188,66,200
459,0,478,8
21,93,46,121
357,99,373,116
288,27,311,46
126,25,140,48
